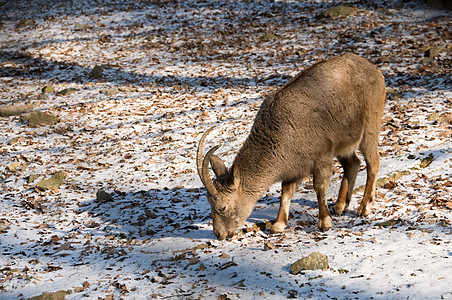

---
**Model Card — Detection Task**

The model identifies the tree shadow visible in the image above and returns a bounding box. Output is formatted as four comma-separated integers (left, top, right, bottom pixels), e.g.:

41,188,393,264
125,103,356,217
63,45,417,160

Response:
76,182,356,242
2,0,449,91
76,184,327,242
0,49,267,89
71,183,451,299
77,187,216,240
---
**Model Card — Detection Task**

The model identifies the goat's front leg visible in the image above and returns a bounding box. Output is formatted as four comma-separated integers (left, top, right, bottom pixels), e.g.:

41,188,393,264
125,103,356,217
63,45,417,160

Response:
271,181,296,233
314,163,333,231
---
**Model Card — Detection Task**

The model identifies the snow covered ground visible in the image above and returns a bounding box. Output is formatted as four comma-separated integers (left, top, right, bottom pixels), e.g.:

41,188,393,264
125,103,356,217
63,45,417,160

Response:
0,0,451,299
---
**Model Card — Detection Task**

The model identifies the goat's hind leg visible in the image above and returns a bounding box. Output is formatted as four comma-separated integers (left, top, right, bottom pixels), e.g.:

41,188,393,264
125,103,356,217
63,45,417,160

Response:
358,134,380,217
333,152,361,216
271,181,296,234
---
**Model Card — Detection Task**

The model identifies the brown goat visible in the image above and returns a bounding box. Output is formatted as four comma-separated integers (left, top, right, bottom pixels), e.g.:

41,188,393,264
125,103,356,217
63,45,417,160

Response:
197,53,386,240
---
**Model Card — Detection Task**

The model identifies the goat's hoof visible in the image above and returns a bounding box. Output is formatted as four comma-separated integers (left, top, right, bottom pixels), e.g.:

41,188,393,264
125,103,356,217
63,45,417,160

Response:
318,216,333,231
357,203,372,218
332,203,346,216
270,222,286,234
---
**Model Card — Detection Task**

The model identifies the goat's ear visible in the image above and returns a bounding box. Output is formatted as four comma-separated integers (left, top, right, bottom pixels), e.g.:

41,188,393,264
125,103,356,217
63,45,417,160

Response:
210,155,228,178
227,165,240,190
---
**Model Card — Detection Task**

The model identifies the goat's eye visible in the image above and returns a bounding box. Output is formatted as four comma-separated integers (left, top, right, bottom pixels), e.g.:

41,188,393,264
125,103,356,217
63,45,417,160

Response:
215,206,228,216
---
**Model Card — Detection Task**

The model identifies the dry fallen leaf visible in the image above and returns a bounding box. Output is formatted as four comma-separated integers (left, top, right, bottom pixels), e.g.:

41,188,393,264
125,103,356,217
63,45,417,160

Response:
56,242,72,252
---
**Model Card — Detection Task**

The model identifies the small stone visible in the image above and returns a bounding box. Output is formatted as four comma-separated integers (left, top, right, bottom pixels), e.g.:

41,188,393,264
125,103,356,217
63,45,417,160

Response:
36,171,66,191
420,153,434,169
118,86,139,93
27,289,72,300
9,136,26,145
259,33,276,41
41,84,55,94
103,87,119,96
385,87,398,95
427,112,439,121
28,174,39,183
20,111,59,126
257,220,273,231
290,252,329,274
74,23,91,31
96,190,113,202
16,19,36,28
420,57,438,67
88,65,104,79
318,5,356,19
8,162,20,171
56,88,78,96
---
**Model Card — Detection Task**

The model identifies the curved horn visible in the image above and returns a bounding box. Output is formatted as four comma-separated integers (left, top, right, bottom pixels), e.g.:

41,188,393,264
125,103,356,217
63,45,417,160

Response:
202,145,221,198
197,127,220,198
196,126,215,184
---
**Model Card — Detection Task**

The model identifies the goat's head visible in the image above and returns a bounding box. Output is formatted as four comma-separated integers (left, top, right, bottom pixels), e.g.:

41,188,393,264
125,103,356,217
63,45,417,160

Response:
196,127,252,240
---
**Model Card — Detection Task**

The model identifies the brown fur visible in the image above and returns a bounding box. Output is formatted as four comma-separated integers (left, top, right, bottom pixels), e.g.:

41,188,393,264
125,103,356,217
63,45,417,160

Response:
197,53,386,240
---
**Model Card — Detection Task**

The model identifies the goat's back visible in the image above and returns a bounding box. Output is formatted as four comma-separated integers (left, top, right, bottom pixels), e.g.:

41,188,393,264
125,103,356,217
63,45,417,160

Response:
242,53,385,179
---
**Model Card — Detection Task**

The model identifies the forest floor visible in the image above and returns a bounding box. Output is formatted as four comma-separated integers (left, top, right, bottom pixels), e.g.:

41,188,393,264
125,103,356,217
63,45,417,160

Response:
0,0,451,299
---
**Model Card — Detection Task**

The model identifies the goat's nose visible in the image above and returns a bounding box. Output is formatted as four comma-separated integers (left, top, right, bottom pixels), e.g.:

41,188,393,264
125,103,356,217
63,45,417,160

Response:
214,230,226,241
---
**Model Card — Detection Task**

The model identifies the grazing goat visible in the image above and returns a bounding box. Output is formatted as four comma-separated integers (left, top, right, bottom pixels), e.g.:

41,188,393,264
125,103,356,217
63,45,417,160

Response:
197,53,386,240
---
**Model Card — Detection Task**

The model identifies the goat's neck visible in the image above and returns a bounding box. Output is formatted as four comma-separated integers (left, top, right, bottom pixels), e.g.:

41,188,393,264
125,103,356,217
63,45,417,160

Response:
233,144,278,197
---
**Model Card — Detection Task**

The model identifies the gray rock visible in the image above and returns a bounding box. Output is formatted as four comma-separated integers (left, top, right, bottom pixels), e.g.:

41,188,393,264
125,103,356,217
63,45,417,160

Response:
259,33,276,41
16,19,36,28
8,162,20,172
27,289,72,300
20,111,59,126
28,174,39,184
88,65,104,79
96,190,113,202
9,136,26,145
290,252,329,274
74,23,91,31
100,87,119,96
427,112,439,121
56,88,78,96
36,171,66,191
41,84,55,94
318,5,356,19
